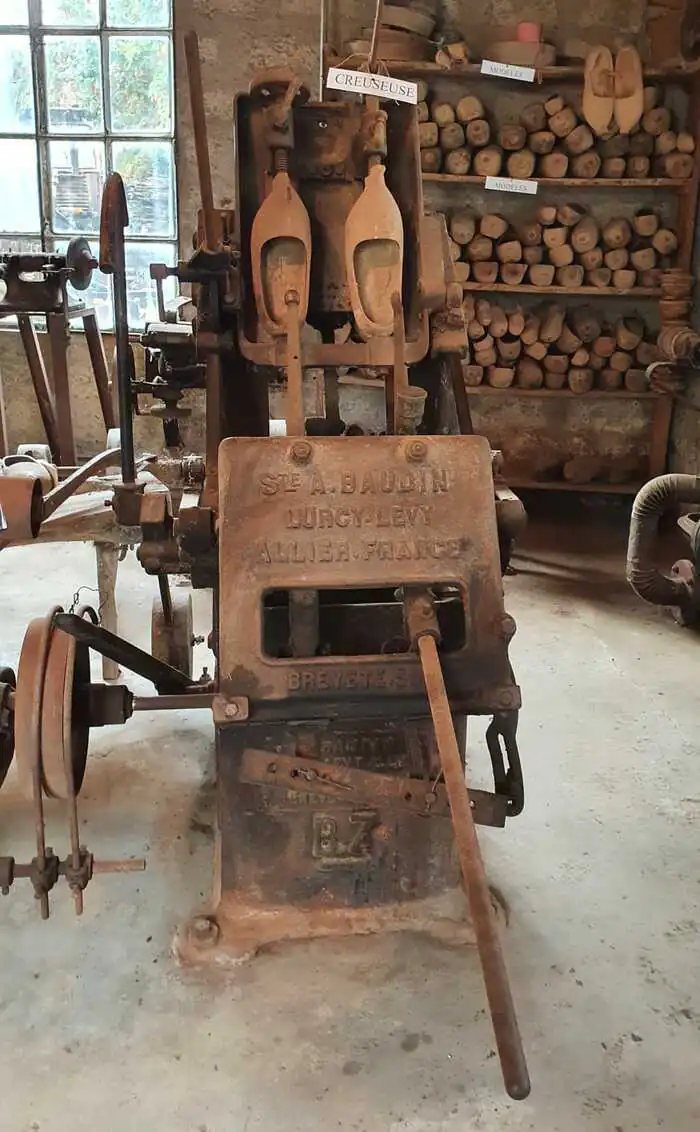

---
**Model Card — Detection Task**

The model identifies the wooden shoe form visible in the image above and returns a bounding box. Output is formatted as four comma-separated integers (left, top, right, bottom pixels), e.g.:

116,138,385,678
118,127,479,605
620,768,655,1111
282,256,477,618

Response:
582,46,614,137
614,45,644,135
345,162,404,340
250,170,311,337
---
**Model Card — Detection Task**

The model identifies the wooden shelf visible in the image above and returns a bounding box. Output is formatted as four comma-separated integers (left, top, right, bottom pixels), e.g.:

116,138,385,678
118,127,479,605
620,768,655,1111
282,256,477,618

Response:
390,54,700,495
422,173,690,190
460,282,660,297
467,386,660,400
509,479,642,493
389,61,700,82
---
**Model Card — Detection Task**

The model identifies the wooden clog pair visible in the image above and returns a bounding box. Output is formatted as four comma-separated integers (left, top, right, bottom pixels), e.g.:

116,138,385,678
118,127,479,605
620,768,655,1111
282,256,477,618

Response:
252,162,404,343
583,45,644,136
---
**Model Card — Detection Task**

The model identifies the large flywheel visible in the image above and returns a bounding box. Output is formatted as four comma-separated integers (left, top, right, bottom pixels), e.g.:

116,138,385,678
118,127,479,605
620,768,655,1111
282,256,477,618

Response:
14,608,92,801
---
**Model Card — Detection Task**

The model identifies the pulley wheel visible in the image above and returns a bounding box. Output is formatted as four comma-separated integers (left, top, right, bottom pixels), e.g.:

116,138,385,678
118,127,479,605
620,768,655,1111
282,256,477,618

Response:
40,627,91,800
151,592,194,679
14,611,62,801
65,236,94,291
0,667,16,790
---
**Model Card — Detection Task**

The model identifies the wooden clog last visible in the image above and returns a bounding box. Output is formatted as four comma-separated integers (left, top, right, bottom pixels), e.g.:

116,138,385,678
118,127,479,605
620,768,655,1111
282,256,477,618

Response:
583,46,614,137
345,163,404,340
614,45,644,135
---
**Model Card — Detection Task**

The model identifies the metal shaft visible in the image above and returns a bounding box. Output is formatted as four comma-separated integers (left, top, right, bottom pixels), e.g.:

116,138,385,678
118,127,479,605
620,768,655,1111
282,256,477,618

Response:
417,633,530,1101
158,572,173,626
113,238,135,484
100,174,135,484
285,295,304,436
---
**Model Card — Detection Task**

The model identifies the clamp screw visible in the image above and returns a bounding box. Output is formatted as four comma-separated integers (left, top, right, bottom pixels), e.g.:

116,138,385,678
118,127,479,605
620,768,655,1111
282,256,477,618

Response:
224,702,240,719
407,440,427,463
290,441,312,465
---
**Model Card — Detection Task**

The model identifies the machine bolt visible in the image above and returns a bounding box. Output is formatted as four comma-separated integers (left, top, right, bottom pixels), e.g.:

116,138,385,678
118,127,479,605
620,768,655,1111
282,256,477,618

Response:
224,702,240,719
290,441,312,465
406,440,427,463
189,915,220,947
501,614,516,641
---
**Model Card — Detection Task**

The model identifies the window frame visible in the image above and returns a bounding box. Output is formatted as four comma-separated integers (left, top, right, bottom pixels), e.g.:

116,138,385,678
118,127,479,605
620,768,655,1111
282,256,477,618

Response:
0,0,177,328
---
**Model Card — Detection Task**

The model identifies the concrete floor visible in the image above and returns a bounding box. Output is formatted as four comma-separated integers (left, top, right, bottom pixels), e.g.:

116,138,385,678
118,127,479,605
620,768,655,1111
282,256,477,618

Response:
1,507,699,1131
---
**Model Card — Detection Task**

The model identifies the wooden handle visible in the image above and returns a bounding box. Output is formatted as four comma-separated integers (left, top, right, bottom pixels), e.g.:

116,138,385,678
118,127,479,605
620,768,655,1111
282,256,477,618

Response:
417,633,531,1101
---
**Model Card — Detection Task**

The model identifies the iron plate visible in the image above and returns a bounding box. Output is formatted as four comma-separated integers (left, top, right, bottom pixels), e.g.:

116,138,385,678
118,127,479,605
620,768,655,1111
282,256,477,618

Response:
218,434,517,715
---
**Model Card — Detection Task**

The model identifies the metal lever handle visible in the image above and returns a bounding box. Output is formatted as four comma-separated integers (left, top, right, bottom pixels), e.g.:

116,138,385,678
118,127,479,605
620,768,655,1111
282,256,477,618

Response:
406,593,530,1101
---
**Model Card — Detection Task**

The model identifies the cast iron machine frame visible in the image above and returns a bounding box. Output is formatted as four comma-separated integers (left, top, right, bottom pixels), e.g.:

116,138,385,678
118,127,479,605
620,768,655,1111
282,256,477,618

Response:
0,35,530,1099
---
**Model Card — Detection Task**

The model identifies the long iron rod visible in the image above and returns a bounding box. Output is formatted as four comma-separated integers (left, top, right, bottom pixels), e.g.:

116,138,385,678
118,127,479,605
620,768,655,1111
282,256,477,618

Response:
184,30,218,250
100,174,135,483
113,237,135,483
417,633,530,1101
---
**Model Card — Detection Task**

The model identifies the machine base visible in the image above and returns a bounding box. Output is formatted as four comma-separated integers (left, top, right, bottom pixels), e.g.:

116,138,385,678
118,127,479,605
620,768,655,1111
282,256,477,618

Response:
173,885,508,966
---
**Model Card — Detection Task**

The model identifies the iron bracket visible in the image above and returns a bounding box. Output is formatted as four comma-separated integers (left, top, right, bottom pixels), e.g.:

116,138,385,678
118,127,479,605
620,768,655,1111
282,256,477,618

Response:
238,748,509,827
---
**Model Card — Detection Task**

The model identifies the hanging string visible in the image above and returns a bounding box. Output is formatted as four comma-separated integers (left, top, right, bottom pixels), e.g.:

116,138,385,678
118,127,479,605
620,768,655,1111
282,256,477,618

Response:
368,0,385,72
336,0,390,77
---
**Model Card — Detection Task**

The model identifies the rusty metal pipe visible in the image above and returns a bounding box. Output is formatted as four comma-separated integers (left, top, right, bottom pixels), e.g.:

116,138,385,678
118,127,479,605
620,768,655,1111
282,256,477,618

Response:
626,474,700,607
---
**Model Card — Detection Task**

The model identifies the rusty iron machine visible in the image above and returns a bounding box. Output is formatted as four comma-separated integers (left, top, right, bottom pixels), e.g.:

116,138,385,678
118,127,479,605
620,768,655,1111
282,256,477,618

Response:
0,37,530,1099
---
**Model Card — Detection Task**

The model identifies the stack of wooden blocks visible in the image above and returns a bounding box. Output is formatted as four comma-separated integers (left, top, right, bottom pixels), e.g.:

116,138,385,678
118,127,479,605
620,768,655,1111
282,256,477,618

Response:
418,85,695,181
446,204,679,290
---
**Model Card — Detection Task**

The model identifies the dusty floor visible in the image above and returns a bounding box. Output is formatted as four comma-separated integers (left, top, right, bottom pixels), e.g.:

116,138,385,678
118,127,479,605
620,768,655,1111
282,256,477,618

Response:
1,505,699,1131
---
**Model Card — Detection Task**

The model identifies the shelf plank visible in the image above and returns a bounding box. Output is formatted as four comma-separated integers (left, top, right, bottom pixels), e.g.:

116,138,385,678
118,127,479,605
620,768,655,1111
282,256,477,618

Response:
509,479,642,494
460,282,660,297
466,386,660,400
389,61,700,82
422,173,689,190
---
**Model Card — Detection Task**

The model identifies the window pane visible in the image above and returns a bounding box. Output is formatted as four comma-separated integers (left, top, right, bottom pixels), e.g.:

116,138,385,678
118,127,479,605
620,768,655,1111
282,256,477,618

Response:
0,140,40,231
0,35,34,132
49,139,105,234
125,242,177,328
53,237,114,330
41,0,99,27
109,35,172,134
45,35,103,133
113,142,174,237
0,1,28,25
0,236,43,254
107,0,170,27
